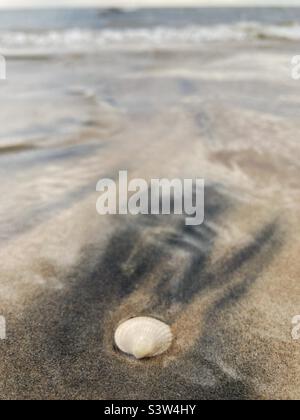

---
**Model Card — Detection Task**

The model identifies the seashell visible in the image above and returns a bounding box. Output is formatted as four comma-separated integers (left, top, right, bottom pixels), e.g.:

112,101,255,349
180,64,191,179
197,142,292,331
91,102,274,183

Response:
114,317,173,360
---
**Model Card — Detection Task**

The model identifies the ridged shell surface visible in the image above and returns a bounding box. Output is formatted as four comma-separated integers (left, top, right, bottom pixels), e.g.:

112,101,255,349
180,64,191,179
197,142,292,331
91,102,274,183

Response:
114,317,173,360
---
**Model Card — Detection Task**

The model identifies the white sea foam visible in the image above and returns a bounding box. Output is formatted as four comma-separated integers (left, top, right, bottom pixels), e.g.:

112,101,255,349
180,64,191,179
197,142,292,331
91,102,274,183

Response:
1,22,300,54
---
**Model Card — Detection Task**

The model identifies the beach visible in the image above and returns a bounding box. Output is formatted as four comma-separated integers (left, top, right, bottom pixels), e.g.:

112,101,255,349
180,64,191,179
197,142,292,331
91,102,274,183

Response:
0,7,300,400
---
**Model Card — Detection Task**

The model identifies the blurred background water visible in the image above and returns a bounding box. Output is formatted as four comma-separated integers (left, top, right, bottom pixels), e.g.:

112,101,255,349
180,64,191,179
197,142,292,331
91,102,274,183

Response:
2,7,300,53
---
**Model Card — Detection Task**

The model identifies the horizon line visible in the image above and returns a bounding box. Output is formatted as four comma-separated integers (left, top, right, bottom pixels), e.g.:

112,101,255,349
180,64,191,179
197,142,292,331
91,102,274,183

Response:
0,4,300,9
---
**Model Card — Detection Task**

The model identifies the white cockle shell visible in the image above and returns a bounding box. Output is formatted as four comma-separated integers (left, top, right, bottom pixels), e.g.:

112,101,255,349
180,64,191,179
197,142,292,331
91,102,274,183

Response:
114,317,173,360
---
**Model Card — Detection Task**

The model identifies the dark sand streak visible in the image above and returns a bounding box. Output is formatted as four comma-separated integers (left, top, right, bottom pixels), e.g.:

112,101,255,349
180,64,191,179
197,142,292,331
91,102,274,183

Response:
0,186,282,399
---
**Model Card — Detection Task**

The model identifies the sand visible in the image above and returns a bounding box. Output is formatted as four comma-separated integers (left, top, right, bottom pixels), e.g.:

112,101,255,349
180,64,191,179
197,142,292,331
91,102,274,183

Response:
0,39,299,400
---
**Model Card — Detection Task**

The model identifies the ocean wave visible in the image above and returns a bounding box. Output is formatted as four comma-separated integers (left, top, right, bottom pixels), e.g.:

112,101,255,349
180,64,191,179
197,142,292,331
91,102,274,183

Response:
1,22,300,53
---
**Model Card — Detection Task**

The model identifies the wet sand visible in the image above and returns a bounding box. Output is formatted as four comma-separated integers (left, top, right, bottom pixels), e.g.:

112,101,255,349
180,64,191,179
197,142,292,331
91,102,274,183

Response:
0,40,300,399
